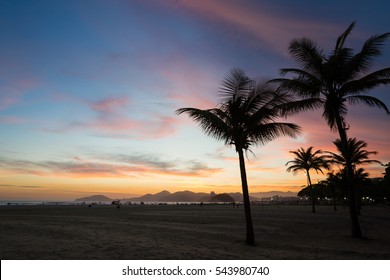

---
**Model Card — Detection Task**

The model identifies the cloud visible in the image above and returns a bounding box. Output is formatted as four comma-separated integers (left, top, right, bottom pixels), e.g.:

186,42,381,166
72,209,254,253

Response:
0,153,222,179
0,116,30,125
0,78,41,111
90,96,129,113
0,184,43,189
85,115,179,140
0,96,20,111
159,53,218,109
287,106,390,158
161,0,342,54
41,95,181,140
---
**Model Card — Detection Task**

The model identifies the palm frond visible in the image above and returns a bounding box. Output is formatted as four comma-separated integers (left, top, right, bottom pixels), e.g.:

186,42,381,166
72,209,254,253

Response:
279,68,321,82
219,68,251,102
347,95,390,114
335,21,355,52
271,77,322,98
175,107,231,143
326,151,346,165
288,38,324,75
347,32,390,78
341,67,390,94
243,78,279,114
249,122,301,146
329,137,381,167
285,163,304,175
245,91,295,125
322,99,348,131
278,98,323,117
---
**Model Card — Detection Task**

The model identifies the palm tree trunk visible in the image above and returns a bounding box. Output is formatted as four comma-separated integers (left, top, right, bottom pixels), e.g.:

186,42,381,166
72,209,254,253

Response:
307,171,315,213
335,114,362,238
237,148,255,245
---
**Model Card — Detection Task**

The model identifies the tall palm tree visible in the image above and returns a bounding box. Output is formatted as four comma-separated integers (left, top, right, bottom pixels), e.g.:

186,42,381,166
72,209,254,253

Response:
286,147,329,212
274,22,390,238
176,68,301,245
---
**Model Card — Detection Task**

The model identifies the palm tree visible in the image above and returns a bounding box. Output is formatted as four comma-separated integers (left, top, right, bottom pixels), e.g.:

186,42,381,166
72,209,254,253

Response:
323,172,345,211
327,138,381,213
274,22,390,238
286,147,329,212
176,68,301,245
327,138,382,169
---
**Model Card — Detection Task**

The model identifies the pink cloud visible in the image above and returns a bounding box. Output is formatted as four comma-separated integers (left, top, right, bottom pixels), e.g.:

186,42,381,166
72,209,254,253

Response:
91,96,129,113
141,116,177,139
0,116,30,125
150,52,219,109
90,117,138,132
88,117,178,140
45,96,178,139
167,91,215,110
0,98,20,111
0,155,222,179
162,0,343,53
0,78,41,111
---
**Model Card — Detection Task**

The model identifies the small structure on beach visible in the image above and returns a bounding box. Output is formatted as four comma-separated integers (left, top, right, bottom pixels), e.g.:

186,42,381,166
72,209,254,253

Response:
111,200,121,208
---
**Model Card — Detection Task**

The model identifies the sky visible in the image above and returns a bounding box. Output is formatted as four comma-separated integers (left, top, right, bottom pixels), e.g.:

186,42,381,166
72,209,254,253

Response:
1,0,390,201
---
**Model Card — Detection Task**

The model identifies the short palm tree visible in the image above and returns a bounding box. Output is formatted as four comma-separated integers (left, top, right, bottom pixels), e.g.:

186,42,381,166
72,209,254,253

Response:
176,68,301,245
274,22,390,238
323,172,344,211
286,147,329,212
327,138,381,213
327,138,382,169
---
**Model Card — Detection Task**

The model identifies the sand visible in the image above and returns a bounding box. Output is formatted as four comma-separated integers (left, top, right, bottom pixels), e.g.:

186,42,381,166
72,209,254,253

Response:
0,204,389,259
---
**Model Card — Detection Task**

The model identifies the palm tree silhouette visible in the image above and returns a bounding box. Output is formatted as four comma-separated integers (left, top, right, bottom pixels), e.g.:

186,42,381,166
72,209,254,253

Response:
286,147,329,213
327,138,382,168
327,138,381,213
176,68,301,245
274,22,390,238
323,172,344,211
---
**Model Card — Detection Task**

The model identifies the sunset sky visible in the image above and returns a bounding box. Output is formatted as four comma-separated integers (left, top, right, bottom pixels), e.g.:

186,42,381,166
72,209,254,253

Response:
1,0,389,201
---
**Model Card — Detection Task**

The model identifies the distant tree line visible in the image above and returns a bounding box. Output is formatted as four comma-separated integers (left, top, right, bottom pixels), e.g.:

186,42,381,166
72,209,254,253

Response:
298,163,390,207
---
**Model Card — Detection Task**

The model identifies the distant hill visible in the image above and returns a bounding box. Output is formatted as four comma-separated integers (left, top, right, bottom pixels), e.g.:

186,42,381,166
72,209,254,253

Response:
75,195,113,202
130,190,227,202
226,192,243,202
77,190,297,203
209,193,235,203
131,190,171,202
130,191,248,203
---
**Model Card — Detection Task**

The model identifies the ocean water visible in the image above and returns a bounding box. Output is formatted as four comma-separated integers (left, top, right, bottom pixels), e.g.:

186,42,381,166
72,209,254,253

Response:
0,200,237,206
0,201,76,206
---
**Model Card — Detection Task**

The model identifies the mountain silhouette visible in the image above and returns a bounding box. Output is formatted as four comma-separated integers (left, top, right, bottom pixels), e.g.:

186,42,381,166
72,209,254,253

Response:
209,193,235,203
132,190,172,202
76,190,297,203
75,195,113,202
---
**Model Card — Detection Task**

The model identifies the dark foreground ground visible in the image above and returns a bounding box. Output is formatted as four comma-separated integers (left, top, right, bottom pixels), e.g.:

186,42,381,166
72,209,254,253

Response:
0,204,389,259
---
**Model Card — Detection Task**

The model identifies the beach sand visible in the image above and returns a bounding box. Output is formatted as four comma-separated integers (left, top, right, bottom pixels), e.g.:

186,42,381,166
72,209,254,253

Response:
0,204,389,259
